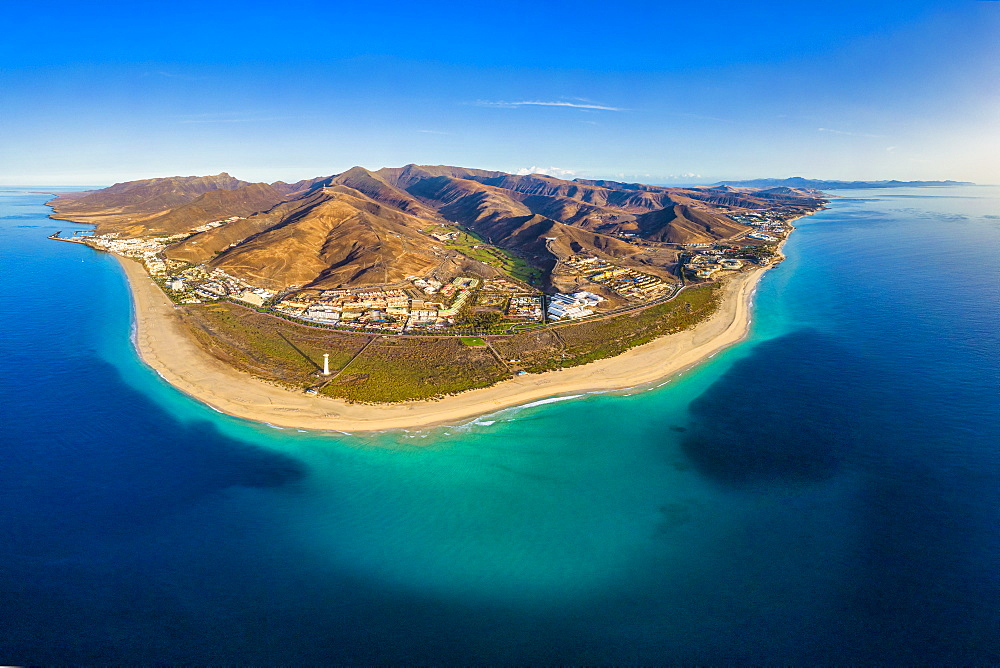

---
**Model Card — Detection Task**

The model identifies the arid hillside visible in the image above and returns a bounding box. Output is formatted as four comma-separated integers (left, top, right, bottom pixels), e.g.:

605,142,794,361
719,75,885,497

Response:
48,173,254,232
49,165,825,290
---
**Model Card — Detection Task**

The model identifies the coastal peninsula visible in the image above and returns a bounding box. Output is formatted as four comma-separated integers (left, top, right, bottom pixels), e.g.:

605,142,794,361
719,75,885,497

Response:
48,165,826,430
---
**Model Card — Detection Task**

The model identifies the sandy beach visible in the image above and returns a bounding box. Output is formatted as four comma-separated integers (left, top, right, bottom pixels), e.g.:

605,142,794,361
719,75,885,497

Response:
119,258,765,432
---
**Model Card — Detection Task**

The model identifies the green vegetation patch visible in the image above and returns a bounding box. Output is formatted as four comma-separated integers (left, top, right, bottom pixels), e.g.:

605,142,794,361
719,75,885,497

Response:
740,243,778,261
461,336,486,347
446,229,543,284
181,302,370,387
475,292,510,308
322,337,508,403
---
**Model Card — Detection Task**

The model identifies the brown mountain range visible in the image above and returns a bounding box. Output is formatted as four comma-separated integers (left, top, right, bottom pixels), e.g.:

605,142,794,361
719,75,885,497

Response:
48,165,824,290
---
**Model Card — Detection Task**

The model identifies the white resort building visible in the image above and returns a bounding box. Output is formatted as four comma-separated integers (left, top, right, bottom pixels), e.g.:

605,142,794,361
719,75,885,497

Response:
547,291,604,321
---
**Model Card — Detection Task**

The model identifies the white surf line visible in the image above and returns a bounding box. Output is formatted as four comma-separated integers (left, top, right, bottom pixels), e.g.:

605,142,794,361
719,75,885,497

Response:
517,394,586,409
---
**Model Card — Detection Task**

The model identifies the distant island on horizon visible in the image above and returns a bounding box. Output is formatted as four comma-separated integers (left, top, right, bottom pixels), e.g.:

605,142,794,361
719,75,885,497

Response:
45,164,828,429
713,177,974,190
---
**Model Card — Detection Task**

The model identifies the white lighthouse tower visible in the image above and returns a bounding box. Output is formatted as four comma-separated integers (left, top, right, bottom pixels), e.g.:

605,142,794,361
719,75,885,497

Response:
322,353,330,376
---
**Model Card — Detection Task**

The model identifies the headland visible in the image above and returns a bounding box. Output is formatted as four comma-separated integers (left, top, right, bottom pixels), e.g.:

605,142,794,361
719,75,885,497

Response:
46,164,824,431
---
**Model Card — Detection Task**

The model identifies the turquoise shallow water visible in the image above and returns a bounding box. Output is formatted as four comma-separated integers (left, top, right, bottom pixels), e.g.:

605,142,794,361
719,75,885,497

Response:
1,187,998,663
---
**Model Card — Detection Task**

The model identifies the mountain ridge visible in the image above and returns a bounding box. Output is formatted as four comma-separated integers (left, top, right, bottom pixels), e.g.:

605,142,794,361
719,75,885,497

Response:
48,165,826,291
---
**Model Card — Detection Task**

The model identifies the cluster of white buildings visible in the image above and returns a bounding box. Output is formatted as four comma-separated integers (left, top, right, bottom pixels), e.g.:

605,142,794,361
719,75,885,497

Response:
729,210,791,237
164,267,275,305
482,278,525,292
728,210,787,225
267,275,550,332
563,255,672,301
88,216,254,281
190,216,243,234
440,277,479,298
276,285,458,331
507,295,543,320
547,291,604,321
429,230,458,242
684,253,744,280
87,233,188,276
231,287,275,307
409,276,444,295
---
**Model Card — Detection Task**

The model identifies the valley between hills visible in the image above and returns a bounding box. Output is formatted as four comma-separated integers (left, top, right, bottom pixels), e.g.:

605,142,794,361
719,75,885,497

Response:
47,165,826,406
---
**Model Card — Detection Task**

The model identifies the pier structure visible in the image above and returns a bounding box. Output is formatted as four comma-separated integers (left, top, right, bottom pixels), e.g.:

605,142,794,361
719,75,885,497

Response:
48,231,89,245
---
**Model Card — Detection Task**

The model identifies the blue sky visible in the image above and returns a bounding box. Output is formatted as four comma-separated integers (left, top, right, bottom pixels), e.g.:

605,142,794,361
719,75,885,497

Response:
2,1,997,185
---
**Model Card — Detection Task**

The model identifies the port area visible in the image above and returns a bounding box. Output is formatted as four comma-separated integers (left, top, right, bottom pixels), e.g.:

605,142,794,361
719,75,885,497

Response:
47,230,93,244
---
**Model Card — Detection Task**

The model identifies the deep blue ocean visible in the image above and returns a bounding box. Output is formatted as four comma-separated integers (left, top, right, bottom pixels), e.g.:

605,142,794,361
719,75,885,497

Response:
1,186,998,664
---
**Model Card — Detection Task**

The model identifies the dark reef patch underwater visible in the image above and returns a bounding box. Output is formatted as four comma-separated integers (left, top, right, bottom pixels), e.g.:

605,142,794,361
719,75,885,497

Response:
681,329,863,486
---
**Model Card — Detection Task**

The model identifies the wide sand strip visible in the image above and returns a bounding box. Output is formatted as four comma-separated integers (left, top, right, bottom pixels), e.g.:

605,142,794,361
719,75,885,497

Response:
119,258,764,432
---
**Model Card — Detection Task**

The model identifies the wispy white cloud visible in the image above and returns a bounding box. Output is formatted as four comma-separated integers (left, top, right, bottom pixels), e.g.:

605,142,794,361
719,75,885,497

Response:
476,100,626,111
417,129,450,135
516,166,579,178
818,127,887,138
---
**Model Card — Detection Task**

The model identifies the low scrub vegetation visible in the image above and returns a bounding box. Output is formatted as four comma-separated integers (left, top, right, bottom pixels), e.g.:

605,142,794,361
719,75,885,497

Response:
322,337,507,403
180,282,722,403
494,283,721,372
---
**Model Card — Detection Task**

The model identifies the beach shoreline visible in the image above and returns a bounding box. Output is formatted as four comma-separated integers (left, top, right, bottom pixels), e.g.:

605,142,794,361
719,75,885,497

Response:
117,257,766,432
